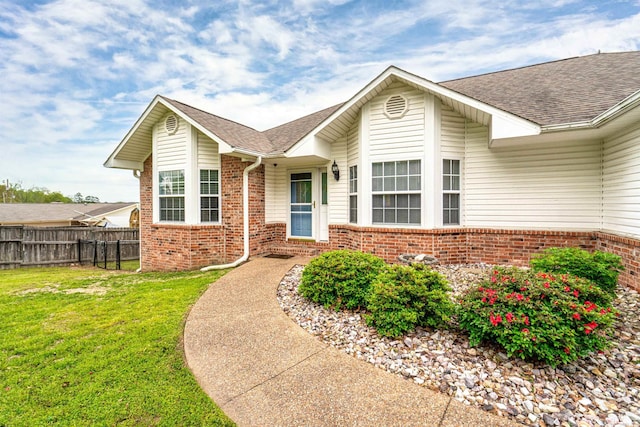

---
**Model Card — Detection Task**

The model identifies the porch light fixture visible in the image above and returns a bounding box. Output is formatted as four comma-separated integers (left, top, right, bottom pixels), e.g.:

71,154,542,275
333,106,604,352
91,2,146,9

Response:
331,160,340,181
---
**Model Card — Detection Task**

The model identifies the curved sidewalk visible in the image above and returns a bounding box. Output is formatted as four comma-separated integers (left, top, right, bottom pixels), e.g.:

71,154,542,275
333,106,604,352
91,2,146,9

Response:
184,256,518,426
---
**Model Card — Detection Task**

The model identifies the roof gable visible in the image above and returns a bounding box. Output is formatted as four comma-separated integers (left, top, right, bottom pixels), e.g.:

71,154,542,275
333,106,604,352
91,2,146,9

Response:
160,97,274,155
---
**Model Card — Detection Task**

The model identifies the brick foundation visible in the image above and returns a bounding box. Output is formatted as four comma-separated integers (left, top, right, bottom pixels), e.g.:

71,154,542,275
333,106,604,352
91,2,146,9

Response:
264,225,638,291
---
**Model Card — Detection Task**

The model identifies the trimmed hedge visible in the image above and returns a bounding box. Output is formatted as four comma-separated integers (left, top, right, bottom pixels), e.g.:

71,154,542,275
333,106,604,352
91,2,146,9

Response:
530,247,623,296
366,263,455,337
299,250,386,310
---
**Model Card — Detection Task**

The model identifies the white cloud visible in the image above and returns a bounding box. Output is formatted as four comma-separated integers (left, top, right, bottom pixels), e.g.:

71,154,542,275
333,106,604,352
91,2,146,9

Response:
1,0,639,203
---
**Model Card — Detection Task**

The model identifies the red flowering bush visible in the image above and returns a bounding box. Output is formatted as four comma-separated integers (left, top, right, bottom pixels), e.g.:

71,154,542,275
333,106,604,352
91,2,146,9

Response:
457,267,617,366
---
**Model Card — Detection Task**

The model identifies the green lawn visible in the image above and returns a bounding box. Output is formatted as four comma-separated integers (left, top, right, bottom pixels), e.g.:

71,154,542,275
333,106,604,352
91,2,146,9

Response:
0,262,235,426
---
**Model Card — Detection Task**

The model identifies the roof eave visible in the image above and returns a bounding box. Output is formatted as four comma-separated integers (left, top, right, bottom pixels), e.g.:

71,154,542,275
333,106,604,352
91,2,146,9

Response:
540,90,640,134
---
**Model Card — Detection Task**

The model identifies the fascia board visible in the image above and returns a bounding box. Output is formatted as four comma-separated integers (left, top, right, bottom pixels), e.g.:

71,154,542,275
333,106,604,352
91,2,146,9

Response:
104,158,145,171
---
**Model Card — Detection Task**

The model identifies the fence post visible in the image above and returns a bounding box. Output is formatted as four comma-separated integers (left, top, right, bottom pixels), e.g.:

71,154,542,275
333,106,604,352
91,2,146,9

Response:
93,240,97,267
77,239,82,265
116,240,121,270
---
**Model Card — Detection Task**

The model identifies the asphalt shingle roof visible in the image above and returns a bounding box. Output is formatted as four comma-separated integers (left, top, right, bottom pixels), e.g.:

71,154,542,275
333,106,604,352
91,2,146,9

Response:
161,51,640,155
439,51,640,126
263,103,344,153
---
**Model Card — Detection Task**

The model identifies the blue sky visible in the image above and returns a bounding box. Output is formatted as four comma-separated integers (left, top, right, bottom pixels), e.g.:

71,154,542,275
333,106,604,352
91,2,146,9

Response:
1,0,639,202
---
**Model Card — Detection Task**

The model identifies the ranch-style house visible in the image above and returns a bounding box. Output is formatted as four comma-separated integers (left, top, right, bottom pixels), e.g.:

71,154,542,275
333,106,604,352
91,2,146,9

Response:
105,51,640,289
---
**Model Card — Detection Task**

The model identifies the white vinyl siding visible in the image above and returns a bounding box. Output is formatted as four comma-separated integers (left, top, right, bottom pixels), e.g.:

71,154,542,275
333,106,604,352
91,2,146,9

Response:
369,83,426,161
329,135,348,224
603,126,640,238
440,106,466,159
156,117,187,168
197,131,220,169
465,133,602,229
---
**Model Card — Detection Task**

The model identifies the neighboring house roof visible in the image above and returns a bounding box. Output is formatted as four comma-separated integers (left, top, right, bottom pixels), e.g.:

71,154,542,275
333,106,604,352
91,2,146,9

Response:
440,51,640,126
105,51,640,170
0,203,136,226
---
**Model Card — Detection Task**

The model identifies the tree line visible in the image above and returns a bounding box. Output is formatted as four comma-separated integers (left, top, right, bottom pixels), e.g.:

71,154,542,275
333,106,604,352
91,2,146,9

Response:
1,180,100,204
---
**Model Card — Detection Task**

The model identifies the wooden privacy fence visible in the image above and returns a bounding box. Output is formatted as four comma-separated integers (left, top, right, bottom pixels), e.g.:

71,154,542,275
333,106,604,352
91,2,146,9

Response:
0,226,139,269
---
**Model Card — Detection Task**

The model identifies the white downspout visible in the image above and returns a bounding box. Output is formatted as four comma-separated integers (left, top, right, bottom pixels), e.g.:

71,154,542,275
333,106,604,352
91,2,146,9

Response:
201,156,262,271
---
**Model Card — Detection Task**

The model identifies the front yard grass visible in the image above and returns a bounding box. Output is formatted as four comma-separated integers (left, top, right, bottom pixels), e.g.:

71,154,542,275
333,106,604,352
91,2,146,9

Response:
0,262,235,426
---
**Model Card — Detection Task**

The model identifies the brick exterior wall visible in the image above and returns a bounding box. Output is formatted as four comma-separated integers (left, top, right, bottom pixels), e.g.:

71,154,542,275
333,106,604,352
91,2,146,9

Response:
139,155,260,271
139,155,639,290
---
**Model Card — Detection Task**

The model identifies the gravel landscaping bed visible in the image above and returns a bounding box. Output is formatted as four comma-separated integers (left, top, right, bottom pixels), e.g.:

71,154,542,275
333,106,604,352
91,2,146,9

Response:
277,264,640,427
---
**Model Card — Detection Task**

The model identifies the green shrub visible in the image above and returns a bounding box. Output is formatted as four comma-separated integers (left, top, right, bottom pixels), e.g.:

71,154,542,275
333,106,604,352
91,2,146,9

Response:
530,247,623,296
457,267,617,366
365,264,455,338
299,250,386,310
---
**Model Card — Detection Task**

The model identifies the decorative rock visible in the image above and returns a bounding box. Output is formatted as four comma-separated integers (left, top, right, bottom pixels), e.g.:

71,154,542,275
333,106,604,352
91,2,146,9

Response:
539,403,560,413
542,413,557,426
523,400,534,413
579,398,592,406
620,415,633,426
464,376,477,389
397,253,439,265
277,263,640,427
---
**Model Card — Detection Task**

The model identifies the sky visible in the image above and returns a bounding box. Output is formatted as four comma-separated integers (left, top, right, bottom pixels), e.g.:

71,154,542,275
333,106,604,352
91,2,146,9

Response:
1,1,640,203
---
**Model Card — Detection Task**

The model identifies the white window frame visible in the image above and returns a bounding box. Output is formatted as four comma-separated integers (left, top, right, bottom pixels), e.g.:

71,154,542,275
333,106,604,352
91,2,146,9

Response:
199,169,220,223
442,158,461,226
158,169,185,222
371,159,421,226
349,165,358,224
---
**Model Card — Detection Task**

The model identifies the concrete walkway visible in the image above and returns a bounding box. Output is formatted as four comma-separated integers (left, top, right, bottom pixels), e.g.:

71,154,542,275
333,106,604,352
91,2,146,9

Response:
184,256,519,426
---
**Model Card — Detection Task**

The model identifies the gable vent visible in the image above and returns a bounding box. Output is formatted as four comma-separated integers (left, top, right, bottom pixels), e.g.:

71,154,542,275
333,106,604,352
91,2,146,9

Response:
384,94,408,119
164,114,179,135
